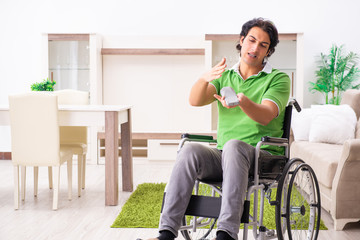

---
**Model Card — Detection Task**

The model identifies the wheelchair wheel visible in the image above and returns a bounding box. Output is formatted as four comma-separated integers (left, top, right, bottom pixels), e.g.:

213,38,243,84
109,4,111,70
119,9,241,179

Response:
285,163,321,240
275,158,304,240
181,217,217,240
180,182,218,240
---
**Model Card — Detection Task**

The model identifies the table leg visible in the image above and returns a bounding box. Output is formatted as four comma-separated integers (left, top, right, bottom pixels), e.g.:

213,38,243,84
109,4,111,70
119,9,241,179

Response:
121,109,133,192
105,111,119,206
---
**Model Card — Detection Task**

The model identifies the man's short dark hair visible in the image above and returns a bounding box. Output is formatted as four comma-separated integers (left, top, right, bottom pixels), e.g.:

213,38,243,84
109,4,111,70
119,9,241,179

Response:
236,18,279,58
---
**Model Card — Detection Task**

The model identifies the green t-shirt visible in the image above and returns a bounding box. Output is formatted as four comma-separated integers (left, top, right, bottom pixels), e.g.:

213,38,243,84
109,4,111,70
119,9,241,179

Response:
211,65,290,155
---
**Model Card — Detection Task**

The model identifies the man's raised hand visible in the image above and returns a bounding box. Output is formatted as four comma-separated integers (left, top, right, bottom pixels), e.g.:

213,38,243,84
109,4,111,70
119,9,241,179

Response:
200,57,227,82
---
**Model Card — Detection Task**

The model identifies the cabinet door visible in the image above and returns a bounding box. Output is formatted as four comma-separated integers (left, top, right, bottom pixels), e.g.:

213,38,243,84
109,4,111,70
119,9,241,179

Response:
48,34,90,91
45,33,103,105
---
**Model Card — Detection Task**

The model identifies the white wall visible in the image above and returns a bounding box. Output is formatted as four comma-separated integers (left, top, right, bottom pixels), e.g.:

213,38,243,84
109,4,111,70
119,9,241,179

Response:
1,0,360,150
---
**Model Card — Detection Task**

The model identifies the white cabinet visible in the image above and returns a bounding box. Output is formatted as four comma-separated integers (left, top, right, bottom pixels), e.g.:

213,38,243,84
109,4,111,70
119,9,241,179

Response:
43,33,103,105
147,139,180,161
42,33,103,164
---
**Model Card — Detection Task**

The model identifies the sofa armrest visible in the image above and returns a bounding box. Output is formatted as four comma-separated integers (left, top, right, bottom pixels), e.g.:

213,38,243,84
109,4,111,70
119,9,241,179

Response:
331,139,360,220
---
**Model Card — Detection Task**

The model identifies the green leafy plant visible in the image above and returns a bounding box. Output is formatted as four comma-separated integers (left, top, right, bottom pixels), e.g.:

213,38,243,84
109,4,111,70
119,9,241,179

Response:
30,78,56,91
309,44,360,104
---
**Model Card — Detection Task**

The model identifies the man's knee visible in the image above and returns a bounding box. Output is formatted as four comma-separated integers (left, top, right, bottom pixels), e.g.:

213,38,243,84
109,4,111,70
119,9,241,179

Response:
178,143,203,156
223,139,252,153
222,139,254,167
177,143,206,165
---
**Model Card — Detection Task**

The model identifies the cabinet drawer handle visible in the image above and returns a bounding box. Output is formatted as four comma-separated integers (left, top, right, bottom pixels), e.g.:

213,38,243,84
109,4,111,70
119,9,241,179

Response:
160,143,179,146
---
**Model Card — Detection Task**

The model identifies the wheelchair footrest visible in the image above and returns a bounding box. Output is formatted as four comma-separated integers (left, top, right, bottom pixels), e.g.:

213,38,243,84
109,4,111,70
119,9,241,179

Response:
184,195,222,219
161,193,250,223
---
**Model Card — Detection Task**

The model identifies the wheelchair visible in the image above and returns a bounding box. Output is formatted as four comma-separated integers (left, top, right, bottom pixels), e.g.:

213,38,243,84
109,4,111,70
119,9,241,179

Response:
169,100,321,240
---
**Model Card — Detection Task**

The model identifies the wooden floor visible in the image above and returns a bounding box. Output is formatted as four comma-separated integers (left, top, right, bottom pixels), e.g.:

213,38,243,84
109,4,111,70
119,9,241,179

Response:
0,159,360,240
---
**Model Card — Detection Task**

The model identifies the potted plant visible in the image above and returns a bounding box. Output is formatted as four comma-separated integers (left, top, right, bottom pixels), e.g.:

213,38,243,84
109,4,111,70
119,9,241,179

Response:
309,44,360,104
31,78,56,91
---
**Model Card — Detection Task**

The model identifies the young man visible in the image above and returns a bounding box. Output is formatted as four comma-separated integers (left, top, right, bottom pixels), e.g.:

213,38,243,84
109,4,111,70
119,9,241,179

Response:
145,18,290,240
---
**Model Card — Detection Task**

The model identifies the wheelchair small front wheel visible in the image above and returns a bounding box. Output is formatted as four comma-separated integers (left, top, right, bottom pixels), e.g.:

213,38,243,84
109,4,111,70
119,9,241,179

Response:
180,216,217,240
180,181,219,240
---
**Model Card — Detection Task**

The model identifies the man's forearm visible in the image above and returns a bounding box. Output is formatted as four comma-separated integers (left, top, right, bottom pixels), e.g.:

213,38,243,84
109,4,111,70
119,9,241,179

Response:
238,96,278,125
189,78,215,106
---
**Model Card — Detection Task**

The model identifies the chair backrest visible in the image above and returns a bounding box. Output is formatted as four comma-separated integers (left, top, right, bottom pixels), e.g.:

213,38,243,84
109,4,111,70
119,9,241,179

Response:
9,92,60,166
54,89,89,144
54,89,89,105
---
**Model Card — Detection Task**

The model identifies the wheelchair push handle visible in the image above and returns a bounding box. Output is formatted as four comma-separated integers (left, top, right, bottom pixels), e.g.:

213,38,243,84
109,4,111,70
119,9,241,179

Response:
289,98,301,112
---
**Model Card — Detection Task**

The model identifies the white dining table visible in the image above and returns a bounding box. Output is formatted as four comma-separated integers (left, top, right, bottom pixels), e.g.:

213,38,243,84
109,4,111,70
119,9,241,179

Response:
0,104,133,206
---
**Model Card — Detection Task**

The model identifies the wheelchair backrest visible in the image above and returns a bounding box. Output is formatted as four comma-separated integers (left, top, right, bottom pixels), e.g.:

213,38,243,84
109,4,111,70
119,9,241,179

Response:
281,99,301,140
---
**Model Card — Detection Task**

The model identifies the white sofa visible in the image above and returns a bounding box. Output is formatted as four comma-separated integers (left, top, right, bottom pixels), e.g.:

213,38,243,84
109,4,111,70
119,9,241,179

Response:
290,89,360,230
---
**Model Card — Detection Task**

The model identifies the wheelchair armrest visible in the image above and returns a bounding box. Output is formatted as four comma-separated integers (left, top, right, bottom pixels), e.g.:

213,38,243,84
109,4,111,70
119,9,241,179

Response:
261,136,288,144
181,133,217,143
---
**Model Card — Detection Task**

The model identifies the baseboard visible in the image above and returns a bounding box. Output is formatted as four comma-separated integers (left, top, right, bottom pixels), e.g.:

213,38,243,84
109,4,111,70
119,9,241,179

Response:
0,152,11,160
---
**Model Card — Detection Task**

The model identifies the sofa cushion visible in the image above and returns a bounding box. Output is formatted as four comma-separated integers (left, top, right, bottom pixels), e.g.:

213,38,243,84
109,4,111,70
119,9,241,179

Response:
290,141,343,188
291,104,357,144
291,108,313,141
309,104,357,144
